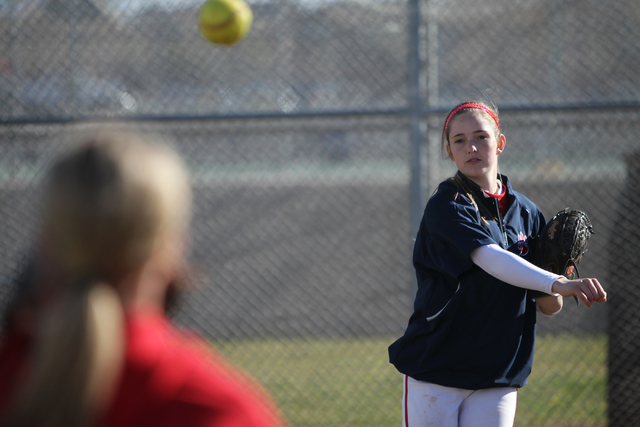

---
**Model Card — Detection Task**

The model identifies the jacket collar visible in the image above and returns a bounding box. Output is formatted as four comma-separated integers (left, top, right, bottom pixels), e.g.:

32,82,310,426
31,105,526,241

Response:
454,171,513,194
452,171,515,213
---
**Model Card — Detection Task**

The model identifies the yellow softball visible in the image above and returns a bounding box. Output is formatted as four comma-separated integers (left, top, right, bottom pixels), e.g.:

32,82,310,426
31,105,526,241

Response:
198,0,253,46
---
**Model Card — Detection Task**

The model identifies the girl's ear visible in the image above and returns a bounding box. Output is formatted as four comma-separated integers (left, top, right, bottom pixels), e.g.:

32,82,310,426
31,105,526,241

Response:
496,134,506,155
446,143,453,159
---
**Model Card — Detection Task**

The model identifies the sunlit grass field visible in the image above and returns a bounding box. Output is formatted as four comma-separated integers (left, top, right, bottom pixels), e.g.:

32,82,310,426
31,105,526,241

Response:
215,334,607,427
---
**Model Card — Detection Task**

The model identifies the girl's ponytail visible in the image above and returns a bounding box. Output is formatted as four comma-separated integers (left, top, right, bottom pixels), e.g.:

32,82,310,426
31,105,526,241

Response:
2,280,124,427
451,172,493,225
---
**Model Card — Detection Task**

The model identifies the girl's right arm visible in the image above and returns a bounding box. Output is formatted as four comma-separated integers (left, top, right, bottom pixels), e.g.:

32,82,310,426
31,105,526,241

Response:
470,244,607,308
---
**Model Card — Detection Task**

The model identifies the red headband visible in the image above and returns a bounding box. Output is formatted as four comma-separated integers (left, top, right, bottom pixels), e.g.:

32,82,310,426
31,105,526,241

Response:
444,103,500,133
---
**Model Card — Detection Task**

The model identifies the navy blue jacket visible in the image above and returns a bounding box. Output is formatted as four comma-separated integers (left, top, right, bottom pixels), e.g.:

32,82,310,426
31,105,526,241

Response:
389,172,546,389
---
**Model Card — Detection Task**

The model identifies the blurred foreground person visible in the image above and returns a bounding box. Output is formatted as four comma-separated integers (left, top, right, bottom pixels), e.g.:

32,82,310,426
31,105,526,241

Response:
0,130,286,427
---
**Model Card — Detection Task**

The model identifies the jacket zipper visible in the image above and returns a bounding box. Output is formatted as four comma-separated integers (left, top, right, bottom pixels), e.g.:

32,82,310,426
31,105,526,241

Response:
494,198,508,247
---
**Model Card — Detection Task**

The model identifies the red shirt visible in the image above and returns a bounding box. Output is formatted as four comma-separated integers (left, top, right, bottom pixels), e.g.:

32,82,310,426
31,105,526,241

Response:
0,311,286,427
484,184,509,217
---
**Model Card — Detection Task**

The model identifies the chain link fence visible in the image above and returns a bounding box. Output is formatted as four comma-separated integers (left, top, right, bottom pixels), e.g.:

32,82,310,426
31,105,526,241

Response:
2,0,640,425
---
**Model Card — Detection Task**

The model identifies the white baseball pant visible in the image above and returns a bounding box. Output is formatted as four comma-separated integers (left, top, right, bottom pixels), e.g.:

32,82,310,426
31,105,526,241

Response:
402,375,518,427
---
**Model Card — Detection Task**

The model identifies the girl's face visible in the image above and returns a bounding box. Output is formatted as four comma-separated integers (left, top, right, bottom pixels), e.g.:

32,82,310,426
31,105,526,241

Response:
446,110,506,192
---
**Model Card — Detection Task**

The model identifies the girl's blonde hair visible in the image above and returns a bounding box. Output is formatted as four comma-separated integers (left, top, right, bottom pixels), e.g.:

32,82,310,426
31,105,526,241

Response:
45,130,192,279
3,130,192,427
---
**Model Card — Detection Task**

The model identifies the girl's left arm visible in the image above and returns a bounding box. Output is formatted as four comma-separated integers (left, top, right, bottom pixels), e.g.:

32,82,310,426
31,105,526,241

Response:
534,294,563,316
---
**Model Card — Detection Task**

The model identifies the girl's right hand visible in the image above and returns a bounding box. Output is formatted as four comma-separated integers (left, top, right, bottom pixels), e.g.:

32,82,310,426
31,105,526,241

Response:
551,277,607,308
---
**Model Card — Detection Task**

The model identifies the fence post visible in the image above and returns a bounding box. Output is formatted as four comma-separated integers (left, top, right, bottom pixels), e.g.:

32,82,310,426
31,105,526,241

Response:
408,0,423,298
608,151,640,426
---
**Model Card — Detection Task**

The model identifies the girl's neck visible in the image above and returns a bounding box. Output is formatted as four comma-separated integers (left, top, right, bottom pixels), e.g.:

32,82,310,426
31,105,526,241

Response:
485,180,504,196
115,260,171,314
464,174,500,194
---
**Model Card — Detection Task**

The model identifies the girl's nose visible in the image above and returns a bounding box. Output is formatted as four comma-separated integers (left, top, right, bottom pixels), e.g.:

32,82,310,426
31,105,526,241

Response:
467,144,477,154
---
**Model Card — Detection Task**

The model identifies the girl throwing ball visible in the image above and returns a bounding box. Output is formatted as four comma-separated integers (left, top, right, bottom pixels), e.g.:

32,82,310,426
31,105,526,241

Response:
389,100,606,427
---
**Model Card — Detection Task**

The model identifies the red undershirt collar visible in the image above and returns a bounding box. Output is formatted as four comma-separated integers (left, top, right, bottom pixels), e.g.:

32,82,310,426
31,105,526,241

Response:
484,184,508,216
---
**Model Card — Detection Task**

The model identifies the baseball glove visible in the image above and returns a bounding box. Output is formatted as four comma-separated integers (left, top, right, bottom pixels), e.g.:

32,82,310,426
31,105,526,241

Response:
529,208,595,303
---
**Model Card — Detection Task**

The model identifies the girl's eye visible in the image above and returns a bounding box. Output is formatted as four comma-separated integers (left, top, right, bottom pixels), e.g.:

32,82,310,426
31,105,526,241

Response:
453,138,464,144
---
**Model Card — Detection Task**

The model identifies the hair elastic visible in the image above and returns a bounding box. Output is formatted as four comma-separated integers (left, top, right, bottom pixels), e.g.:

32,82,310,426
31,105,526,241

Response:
444,103,500,133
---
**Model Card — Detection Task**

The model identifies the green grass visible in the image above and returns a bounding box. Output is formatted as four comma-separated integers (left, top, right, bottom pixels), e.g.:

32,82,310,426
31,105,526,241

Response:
517,334,607,427
214,334,607,427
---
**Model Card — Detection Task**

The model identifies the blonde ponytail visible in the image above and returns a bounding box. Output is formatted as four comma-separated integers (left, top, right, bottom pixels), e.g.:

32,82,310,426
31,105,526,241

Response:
452,172,493,225
2,281,124,427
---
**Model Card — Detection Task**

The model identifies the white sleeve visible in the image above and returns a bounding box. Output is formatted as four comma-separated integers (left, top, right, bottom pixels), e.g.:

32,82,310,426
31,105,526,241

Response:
470,244,562,295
